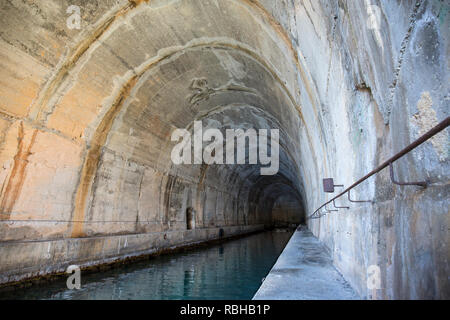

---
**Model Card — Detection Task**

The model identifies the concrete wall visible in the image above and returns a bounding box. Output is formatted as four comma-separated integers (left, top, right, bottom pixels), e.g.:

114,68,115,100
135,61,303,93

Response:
261,0,449,299
0,0,448,299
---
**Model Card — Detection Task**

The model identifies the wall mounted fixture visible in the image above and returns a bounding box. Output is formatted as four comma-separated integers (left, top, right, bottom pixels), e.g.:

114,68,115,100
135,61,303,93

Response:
308,117,450,220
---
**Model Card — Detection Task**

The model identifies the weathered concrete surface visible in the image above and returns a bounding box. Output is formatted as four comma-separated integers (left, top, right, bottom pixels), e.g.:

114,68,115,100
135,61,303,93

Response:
253,227,359,300
0,0,448,298
262,0,449,299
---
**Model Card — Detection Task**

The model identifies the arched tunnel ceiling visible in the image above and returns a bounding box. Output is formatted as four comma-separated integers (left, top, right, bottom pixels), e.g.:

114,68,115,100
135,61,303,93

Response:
0,0,331,238
51,0,323,236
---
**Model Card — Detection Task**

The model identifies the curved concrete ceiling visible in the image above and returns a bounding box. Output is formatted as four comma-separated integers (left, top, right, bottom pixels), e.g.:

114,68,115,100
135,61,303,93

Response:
0,0,327,239
26,0,322,237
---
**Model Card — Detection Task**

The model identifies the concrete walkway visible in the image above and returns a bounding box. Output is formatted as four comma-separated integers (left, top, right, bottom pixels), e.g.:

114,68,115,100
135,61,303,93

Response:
253,227,360,300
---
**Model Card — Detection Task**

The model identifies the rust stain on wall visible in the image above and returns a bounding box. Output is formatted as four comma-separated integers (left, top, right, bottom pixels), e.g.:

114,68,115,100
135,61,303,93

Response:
0,122,38,219
70,77,138,237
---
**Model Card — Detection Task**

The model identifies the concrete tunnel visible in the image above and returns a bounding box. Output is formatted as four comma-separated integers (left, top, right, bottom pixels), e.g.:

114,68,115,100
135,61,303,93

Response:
0,0,448,300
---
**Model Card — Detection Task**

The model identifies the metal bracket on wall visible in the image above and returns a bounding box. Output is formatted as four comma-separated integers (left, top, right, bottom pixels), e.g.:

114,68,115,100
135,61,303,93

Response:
347,190,372,204
308,117,449,221
325,203,338,212
333,199,349,209
389,162,427,188
315,209,328,219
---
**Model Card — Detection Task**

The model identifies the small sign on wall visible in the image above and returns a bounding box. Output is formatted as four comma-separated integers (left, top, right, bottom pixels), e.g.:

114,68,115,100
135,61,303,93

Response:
323,178,335,193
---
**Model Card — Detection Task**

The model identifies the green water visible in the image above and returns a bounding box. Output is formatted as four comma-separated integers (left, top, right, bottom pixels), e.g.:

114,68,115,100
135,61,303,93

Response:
0,231,292,300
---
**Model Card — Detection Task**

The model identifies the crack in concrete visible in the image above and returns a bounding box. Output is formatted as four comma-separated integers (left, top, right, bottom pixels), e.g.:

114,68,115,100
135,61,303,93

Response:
387,0,423,122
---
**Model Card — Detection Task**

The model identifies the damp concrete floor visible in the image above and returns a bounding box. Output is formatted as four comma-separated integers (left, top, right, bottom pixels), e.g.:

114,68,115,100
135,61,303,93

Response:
253,227,360,300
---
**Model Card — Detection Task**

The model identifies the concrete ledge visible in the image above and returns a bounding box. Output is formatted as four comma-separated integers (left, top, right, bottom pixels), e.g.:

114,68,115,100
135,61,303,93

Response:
0,224,264,285
253,226,360,300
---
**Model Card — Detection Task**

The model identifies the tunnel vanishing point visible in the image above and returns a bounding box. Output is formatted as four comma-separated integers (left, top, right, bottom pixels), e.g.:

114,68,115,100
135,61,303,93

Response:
0,0,448,300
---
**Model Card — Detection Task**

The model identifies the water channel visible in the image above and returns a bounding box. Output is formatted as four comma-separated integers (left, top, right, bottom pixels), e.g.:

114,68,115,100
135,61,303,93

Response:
0,230,292,300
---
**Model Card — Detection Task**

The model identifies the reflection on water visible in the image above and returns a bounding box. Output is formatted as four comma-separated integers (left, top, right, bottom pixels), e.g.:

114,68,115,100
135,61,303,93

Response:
1,231,293,300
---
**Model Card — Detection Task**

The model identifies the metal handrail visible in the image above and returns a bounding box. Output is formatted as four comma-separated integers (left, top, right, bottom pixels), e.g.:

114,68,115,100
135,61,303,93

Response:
308,116,450,220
